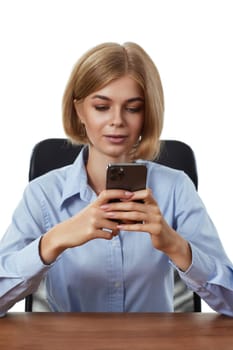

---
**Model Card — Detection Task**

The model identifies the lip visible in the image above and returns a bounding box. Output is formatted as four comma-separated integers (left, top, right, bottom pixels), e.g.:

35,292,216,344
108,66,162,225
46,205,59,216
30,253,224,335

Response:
104,135,127,144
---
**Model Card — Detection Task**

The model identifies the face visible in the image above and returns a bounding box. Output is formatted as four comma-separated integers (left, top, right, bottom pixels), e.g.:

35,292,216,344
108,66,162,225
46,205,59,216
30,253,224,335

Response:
74,75,144,162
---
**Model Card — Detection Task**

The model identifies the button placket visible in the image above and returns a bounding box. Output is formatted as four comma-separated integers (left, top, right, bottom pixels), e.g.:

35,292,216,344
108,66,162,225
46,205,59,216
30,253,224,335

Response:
108,235,124,311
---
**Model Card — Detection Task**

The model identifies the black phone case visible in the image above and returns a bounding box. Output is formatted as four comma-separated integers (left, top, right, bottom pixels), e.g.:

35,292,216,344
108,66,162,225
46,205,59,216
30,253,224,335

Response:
106,163,147,192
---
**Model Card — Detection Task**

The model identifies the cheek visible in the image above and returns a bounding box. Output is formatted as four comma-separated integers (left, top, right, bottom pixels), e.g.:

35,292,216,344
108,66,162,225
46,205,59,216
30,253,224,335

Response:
85,123,96,136
84,119,105,140
134,115,144,133
85,118,103,131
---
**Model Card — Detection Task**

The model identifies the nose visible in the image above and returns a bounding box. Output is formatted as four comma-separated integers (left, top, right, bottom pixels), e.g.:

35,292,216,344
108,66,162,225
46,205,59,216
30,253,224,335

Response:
110,107,124,126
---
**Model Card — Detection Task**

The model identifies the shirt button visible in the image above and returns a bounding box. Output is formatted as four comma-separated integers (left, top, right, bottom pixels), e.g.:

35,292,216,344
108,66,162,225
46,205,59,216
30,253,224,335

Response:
114,282,121,288
112,239,118,247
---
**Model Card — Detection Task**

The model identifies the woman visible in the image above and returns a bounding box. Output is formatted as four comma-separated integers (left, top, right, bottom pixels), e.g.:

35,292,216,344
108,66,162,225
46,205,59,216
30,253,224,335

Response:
0,42,233,316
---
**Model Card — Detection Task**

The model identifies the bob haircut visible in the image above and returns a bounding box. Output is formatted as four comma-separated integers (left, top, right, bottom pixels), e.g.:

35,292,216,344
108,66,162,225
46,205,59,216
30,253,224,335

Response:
62,42,164,160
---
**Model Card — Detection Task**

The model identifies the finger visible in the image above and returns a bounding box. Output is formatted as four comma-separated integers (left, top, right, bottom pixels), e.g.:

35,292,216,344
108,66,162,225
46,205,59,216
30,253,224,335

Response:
131,188,157,204
117,222,162,235
96,189,134,205
100,227,120,239
94,229,115,240
105,210,145,223
116,222,146,232
101,200,145,213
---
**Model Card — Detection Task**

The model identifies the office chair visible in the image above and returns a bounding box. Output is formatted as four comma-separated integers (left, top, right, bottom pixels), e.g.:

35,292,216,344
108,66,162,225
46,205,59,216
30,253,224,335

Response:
25,138,201,312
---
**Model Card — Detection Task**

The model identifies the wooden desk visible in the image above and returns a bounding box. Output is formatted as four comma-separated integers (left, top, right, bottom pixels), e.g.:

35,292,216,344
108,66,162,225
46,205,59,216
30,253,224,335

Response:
0,313,232,349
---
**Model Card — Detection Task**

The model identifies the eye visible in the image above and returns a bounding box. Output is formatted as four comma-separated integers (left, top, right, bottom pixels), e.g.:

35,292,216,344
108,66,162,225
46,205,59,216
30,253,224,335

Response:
94,105,109,111
126,106,143,113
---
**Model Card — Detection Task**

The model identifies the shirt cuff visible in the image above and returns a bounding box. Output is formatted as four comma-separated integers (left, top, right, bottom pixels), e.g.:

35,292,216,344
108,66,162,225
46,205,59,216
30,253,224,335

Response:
170,242,216,291
15,237,50,278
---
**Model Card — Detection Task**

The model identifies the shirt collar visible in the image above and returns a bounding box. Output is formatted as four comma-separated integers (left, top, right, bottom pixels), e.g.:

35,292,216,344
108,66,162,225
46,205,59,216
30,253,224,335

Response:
60,146,97,207
60,148,147,208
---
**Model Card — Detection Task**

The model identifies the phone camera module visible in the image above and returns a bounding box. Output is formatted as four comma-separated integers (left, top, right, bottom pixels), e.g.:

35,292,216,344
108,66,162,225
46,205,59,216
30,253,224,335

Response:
109,167,124,181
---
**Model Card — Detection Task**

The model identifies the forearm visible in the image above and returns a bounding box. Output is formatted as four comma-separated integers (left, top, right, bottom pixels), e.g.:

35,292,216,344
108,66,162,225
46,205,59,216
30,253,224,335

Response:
0,238,49,315
165,232,192,272
39,223,68,265
177,243,233,316
153,219,192,272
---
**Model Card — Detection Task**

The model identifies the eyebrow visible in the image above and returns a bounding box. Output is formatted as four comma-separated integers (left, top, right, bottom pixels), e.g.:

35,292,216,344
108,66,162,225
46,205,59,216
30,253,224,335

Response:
91,95,144,103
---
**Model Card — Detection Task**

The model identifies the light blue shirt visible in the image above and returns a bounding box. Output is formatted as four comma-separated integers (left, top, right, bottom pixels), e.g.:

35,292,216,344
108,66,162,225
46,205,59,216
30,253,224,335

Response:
1,147,233,316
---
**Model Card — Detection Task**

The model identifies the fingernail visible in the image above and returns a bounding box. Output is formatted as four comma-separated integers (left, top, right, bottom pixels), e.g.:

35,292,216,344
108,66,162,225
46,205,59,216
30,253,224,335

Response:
117,224,123,229
100,204,109,209
106,212,115,217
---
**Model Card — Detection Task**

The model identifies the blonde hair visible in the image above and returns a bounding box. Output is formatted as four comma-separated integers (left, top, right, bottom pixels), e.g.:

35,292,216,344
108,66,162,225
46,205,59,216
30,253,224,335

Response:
62,42,164,160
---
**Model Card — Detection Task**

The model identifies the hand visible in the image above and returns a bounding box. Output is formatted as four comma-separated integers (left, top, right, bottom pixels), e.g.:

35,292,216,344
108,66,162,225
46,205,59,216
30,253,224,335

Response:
101,189,192,271
39,190,134,264
100,188,169,248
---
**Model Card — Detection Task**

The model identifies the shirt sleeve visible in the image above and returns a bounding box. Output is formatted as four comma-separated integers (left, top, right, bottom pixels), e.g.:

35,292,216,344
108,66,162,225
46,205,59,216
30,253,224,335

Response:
172,172,233,316
0,183,50,316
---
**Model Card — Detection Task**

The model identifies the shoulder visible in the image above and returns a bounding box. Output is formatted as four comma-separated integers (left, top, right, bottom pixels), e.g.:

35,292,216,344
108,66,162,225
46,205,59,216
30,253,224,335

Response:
140,160,197,199
28,164,72,193
139,160,191,186
140,161,201,218
26,147,86,198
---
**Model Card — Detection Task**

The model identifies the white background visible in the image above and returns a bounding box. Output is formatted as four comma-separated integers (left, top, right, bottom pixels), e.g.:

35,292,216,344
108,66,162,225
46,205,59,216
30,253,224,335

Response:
0,0,233,312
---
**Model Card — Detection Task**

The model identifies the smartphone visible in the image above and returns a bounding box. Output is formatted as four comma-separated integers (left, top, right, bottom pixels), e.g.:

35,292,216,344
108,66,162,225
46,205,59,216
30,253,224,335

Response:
106,163,147,193
106,163,147,223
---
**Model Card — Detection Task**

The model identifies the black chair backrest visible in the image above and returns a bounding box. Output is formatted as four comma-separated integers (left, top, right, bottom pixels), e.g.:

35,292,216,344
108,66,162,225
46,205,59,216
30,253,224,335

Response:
25,138,201,312
29,139,198,188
